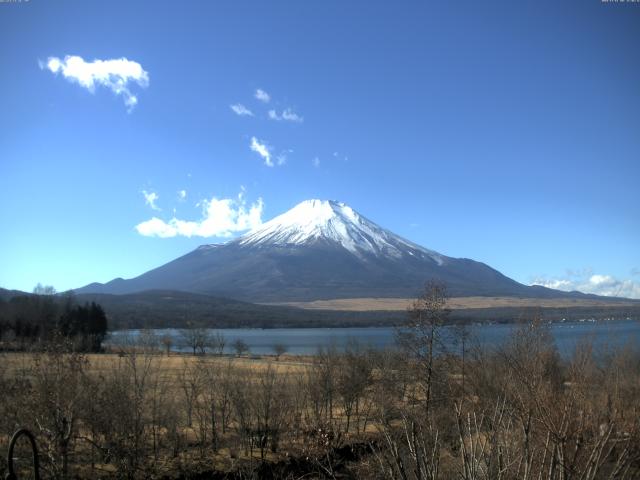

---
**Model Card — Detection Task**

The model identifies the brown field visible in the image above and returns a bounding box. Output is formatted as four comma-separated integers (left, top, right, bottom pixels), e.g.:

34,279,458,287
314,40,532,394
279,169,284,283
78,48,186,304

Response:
265,295,640,311
2,350,311,380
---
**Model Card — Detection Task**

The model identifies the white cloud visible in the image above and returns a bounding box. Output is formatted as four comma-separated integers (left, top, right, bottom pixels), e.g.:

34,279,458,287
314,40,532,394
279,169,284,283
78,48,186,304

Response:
230,103,254,116
255,88,270,103
135,217,175,237
312,157,320,168
250,136,273,167
135,193,264,238
531,272,640,299
178,190,187,201
142,190,160,211
589,274,616,287
532,278,574,291
282,109,303,122
42,55,149,111
268,108,303,123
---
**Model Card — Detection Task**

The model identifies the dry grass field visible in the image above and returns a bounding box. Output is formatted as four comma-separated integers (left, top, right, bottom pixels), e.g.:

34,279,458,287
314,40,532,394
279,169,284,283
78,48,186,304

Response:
266,295,640,311
2,351,311,380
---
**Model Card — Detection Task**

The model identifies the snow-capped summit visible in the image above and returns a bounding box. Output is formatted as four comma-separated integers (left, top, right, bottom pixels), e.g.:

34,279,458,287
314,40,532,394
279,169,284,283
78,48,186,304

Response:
237,199,444,263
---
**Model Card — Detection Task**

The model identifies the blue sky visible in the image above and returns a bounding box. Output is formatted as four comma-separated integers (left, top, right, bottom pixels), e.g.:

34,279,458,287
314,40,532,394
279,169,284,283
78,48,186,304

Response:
1,0,639,298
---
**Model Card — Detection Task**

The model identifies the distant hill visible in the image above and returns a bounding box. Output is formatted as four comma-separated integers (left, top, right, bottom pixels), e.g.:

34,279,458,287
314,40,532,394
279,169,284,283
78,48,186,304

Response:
3,287,638,330
0,287,31,301
57,290,640,329
73,290,404,329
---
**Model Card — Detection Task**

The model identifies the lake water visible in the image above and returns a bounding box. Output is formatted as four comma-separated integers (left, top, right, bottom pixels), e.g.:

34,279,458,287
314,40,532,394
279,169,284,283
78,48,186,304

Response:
108,319,640,357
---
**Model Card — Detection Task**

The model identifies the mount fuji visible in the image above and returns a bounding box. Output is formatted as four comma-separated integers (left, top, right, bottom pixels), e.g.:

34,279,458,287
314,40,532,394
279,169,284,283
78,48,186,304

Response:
76,199,585,302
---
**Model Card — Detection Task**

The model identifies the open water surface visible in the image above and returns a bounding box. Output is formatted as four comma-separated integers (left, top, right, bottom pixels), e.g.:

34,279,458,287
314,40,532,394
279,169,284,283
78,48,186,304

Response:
109,319,640,357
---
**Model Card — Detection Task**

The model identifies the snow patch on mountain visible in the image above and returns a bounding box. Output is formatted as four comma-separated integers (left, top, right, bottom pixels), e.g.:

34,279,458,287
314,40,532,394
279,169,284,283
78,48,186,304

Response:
235,199,445,264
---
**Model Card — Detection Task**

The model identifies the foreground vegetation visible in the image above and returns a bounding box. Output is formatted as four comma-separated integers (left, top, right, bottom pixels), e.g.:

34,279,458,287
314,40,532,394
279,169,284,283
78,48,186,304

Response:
0,285,639,479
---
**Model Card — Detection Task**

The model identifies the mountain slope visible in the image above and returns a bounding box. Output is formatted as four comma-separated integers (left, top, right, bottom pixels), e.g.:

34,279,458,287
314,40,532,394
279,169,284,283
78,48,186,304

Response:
75,199,596,302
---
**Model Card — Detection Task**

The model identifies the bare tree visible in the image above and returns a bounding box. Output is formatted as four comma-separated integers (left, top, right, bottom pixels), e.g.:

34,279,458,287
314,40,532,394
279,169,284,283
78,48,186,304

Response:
137,329,159,354
198,357,225,451
178,358,203,428
229,369,253,456
306,345,339,429
256,365,292,457
232,338,249,357
374,416,441,480
28,342,87,479
230,364,291,460
160,335,173,356
336,342,372,433
146,356,170,463
273,343,287,360
216,358,235,434
180,327,211,355
33,283,57,296
211,331,226,356
397,280,449,418
81,350,157,478
371,349,411,425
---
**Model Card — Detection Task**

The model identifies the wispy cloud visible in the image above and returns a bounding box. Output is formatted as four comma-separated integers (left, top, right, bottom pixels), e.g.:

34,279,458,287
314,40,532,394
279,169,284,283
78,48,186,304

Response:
268,108,303,123
142,190,160,211
135,193,263,238
177,190,187,201
564,267,594,278
230,103,254,116
254,88,270,103
312,157,320,168
250,136,273,167
275,149,293,166
41,55,149,111
531,272,640,299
